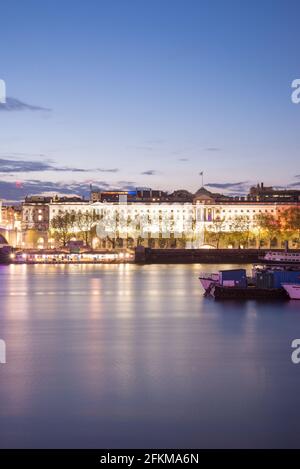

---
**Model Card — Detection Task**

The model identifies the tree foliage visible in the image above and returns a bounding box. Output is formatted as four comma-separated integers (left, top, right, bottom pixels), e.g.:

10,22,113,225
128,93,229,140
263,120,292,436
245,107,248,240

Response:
50,210,99,247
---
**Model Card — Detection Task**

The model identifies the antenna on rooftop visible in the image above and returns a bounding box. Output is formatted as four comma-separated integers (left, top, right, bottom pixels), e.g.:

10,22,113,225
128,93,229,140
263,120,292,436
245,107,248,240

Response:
199,171,204,187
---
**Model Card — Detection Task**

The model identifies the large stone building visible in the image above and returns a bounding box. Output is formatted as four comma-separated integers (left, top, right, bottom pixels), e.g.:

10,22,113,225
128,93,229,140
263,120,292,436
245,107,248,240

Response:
18,185,300,249
21,195,89,249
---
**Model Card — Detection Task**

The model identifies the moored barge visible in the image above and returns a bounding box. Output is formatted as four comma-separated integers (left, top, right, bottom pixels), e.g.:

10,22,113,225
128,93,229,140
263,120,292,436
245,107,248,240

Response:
212,284,288,300
199,263,300,300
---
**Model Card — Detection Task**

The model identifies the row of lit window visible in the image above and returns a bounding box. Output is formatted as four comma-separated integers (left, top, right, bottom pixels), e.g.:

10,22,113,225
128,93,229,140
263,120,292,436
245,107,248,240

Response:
221,209,275,213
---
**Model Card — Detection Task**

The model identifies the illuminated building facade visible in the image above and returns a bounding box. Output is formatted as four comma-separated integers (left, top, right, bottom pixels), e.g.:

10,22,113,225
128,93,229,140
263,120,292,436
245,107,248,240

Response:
22,195,89,249
0,201,22,246
18,186,300,249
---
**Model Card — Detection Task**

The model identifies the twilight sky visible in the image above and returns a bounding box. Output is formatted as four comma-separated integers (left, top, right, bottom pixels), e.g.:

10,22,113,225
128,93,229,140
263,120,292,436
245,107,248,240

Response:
1,0,300,202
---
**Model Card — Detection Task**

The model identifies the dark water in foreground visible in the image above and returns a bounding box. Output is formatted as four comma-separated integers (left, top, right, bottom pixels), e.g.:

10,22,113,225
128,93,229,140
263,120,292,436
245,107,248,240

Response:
0,263,300,448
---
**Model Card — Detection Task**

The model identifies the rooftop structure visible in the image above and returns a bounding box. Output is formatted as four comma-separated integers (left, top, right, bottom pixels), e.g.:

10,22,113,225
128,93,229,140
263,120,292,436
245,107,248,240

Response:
248,183,300,202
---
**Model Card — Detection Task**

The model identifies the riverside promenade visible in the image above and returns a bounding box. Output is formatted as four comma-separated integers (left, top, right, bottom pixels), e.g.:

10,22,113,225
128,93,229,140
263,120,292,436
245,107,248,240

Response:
3,246,300,265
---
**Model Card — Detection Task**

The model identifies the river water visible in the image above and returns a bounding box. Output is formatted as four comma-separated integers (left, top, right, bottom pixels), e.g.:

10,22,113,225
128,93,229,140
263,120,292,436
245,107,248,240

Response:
0,263,300,448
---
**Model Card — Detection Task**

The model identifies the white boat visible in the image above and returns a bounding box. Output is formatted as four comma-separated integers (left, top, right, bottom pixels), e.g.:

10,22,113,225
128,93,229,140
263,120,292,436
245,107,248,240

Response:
260,251,300,265
199,272,219,294
199,269,248,295
282,284,300,300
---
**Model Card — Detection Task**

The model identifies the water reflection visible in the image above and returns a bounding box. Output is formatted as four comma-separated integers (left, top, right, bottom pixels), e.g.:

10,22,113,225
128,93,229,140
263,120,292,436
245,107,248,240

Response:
0,264,300,448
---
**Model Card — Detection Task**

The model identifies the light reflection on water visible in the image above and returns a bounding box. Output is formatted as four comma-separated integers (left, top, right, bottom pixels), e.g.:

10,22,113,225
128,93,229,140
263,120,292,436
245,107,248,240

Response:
0,263,300,448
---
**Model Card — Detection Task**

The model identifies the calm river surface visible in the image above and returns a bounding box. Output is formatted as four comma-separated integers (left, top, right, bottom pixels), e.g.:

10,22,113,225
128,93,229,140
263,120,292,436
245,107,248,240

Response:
0,263,300,448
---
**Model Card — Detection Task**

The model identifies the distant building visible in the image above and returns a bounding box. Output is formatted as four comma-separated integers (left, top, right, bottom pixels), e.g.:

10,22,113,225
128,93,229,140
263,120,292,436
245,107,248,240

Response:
249,182,300,202
91,190,138,203
90,188,169,203
21,194,88,248
0,202,22,246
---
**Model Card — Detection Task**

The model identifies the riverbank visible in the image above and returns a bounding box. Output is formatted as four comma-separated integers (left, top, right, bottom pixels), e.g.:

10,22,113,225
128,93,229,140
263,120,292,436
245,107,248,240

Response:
0,245,12,264
135,247,269,264
3,247,299,265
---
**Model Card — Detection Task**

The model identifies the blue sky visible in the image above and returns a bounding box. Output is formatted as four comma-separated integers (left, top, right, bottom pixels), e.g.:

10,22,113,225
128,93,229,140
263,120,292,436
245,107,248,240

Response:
1,0,300,201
